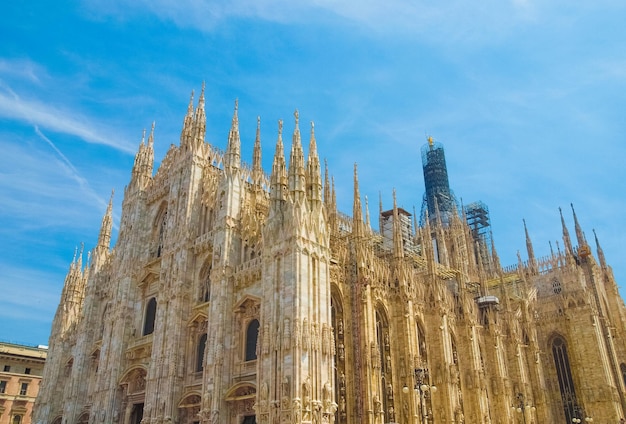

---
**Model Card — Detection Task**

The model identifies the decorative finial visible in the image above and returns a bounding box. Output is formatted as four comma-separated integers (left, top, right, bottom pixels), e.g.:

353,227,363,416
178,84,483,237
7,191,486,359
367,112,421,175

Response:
427,135,434,146
149,122,155,145
294,109,299,126
278,119,283,136
187,90,195,115
235,98,238,112
257,116,261,128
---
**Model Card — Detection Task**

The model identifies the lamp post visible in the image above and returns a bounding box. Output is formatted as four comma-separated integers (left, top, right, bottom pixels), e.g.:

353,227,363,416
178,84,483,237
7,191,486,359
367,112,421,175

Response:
571,404,593,423
511,393,535,424
403,368,436,424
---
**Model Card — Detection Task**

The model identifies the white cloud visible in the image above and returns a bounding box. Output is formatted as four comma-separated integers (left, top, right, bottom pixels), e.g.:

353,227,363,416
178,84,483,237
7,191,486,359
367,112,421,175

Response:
0,87,135,154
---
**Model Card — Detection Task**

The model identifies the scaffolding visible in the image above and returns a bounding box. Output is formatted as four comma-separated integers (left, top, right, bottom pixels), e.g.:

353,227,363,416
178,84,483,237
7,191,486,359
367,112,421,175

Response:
420,138,458,225
465,201,492,269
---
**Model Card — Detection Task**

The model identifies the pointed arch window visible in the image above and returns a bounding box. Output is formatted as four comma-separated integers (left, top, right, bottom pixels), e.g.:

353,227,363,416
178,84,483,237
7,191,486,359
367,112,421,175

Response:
417,322,428,362
153,205,167,258
143,297,157,336
196,334,207,372
552,336,577,422
621,363,626,390
245,319,260,361
13,415,22,424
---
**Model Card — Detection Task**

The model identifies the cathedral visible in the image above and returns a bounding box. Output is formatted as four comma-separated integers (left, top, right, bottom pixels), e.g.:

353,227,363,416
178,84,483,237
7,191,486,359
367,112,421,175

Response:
34,86,626,424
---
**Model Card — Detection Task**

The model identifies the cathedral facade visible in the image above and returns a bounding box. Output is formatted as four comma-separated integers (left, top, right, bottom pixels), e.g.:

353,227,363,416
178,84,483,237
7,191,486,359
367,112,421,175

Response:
34,87,626,424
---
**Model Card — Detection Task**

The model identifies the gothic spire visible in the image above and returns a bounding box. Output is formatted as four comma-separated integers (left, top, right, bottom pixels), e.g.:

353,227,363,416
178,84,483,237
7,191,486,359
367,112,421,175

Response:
225,99,241,172
559,207,574,258
180,90,194,149
97,191,114,251
378,191,384,238
145,122,155,176
252,116,262,186
516,250,525,281
288,110,306,203
423,210,436,274
331,176,337,215
491,231,501,273
270,119,287,207
93,191,114,271
433,197,449,266
571,203,587,248
593,229,608,270
523,219,537,274
307,121,322,207
192,83,206,151
130,126,154,190
323,159,331,209
352,163,364,238
365,195,371,231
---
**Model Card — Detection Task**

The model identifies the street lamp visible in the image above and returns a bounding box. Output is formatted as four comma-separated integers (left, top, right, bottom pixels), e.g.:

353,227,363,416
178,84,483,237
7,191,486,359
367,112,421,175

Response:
403,368,436,424
571,404,593,423
511,393,535,424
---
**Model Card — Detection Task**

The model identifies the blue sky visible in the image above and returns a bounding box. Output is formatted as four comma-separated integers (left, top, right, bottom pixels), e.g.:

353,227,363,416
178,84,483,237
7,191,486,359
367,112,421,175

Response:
1,0,625,346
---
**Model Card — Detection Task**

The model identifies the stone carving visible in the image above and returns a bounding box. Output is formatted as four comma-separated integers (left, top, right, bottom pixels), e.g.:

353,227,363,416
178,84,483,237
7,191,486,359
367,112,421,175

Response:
263,323,270,355
311,322,319,351
303,319,310,350
303,376,312,411
282,375,291,400
292,398,302,423
292,319,300,348
322,382,332,411
283,318,291,349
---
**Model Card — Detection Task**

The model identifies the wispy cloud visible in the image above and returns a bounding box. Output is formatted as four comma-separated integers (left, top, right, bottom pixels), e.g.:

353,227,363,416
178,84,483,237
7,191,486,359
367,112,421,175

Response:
0,85,135,154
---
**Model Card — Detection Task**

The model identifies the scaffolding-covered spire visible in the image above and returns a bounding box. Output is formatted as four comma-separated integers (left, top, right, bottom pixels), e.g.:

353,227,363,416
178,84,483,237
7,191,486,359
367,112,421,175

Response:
392,189,404,258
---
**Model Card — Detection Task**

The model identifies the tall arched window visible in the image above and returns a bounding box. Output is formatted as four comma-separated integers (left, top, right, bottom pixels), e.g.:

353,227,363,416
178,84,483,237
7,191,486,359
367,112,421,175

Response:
245,319,260,361
375,308,393,423
417,322,427,362
552,336,577,422
620,363,626,390
143,297,157,336
153,205,167,258
12,415,21,424
196,334,207,372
